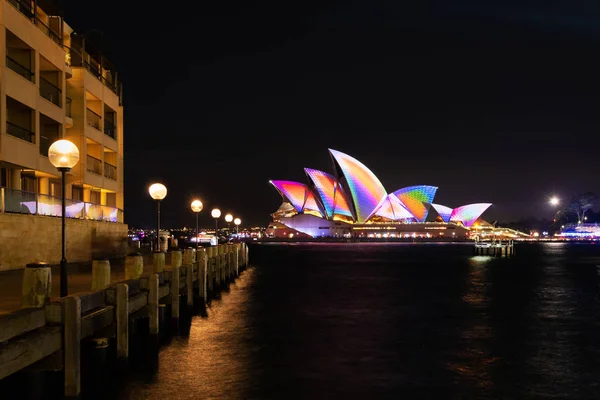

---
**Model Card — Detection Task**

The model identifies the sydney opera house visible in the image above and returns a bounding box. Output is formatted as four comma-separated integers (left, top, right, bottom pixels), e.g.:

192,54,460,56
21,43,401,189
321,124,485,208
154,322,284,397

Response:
266,149,492,240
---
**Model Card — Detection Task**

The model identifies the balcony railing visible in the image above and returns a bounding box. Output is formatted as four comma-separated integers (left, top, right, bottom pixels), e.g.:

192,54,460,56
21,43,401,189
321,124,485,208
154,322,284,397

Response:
40,135,51,156
6,121,35,143
104,162,117,180
0,187,123,223
7,0,62,45
6,55,34,82
86,108,101,130
66,97,72,117
40,77,62,107
104,121,116,139
87,155,102,175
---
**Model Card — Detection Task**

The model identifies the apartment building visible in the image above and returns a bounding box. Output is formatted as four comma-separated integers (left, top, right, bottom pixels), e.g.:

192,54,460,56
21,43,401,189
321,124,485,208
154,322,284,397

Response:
0,0,126,270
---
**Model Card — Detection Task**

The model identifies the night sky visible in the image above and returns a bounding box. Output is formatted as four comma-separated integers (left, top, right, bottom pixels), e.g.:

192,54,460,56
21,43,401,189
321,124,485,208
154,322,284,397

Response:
62,0,600,229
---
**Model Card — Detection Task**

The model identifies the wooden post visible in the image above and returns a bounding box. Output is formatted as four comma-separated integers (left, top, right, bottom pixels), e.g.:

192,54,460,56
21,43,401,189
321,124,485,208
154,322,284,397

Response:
183,248,194,266
234,245,239,277
207,256,214,293
91,259,111,291
64,295,81,397
149,274,159,335
125,253,143,279
21,262,51,308
198,252,207,303
170,267,180,319
171,250,182,269
116,283,129,359
152,251,165,273
186,264,193,306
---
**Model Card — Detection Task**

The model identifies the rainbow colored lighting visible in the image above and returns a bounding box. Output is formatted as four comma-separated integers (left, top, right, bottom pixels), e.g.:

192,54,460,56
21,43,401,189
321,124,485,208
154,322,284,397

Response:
450,203,492,227
269,180,311,212
329,149,387,223
371,194,414,221
304,168,353,219
431,203,453,222
392,185,438,222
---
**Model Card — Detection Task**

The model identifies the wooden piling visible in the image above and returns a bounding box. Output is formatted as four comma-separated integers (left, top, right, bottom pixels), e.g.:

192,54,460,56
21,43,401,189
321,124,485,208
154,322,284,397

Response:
183,248,195,265
186,264,193,306
64,296,81,397
21,263,51,308
148,274,159,335
152,252,165,273
116,283,129,359
170,267,180,319
171,250,182,269
125,253,143,280
91,259,111,291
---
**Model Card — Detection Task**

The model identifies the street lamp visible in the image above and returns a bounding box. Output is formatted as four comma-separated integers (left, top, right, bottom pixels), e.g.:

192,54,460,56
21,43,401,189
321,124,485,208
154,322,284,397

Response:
225,213,233,234
48,139,80,297
549,196,560,206
149,183,167,251
234,217,241,234
191,199,203,250
211,208,221,242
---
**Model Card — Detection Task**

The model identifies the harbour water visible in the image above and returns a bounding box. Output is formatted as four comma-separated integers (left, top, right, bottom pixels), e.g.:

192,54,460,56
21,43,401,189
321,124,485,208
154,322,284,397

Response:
5,242,600,399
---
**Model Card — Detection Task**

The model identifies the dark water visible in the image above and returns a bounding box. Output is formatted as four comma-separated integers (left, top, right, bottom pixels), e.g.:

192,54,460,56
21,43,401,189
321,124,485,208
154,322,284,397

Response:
7,242,600,399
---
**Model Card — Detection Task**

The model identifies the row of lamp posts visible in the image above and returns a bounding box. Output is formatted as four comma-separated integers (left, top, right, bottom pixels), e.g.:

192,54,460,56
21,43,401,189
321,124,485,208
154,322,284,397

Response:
30,137,244,299
149,183,242,251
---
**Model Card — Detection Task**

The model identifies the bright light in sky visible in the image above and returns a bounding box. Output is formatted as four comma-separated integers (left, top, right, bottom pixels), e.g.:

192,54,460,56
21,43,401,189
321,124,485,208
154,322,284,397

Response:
549,196,560,206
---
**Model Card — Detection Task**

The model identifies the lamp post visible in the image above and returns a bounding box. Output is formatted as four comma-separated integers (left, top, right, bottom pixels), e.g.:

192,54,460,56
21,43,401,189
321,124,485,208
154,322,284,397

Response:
149,183,167,251
191,199,203,250
225,214,233,235
549,196,560,207
234,217,241,235
48,139,80,297
211,208,221,242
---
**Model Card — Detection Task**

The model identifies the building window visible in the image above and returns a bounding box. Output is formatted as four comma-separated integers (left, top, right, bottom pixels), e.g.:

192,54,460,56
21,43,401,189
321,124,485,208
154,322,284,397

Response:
50,180,62,198
5,30,34,83
90,190,101,205
21,172,36,193
72,185,83,201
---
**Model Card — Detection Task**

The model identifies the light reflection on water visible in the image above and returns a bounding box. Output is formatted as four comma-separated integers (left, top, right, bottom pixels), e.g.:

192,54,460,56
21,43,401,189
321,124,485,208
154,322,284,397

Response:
6,242,600,399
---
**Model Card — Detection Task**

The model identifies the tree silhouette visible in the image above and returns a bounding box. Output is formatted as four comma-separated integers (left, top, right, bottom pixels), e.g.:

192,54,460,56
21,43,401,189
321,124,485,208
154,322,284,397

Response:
563,192,597,223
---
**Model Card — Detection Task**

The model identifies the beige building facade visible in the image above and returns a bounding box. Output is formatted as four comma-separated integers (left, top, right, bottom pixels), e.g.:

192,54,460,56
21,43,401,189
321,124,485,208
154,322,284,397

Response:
0,0,126,270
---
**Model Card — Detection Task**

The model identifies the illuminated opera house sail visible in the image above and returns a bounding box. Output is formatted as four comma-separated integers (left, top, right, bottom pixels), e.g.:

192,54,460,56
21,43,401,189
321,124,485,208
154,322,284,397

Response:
267,149,492,239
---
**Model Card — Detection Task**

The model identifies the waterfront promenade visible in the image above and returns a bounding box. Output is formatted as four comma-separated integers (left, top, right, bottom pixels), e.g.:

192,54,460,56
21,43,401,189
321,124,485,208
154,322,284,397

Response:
0,253,159,315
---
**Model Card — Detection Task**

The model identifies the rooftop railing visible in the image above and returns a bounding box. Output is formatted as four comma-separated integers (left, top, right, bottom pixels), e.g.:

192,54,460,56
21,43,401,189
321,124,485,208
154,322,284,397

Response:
6,0,62,45
0,187,123,223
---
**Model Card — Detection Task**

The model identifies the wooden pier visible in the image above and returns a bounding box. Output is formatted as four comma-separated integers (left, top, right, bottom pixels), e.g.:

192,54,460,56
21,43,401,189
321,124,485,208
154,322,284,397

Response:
474,238,515,257
0,242,249,397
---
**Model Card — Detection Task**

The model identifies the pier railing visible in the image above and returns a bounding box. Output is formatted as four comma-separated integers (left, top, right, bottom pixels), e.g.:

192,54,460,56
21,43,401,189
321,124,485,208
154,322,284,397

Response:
0,243,250,396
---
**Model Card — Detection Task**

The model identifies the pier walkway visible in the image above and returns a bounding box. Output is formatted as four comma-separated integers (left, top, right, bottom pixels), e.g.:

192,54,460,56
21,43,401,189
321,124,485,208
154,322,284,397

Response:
0,243,249,397
0,253,159,315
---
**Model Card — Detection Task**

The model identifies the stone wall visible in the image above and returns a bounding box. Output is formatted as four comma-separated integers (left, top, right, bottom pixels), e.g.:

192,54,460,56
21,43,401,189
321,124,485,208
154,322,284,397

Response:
0,213,128,271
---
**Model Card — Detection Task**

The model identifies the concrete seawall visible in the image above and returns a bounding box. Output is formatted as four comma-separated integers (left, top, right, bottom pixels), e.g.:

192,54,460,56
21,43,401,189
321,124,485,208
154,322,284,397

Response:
0,213,128,271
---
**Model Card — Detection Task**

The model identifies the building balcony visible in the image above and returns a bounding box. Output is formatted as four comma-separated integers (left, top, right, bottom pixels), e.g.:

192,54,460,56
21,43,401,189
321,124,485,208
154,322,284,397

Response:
104,121,116,140
5,55,34,82
0,187,123,223
86,154,102,175
6,0,63,46
104,162,117,180
6,121,35,143
39,77,62,107
86,108,102,131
